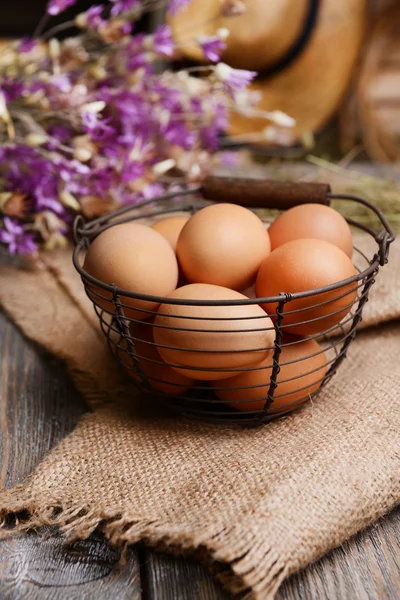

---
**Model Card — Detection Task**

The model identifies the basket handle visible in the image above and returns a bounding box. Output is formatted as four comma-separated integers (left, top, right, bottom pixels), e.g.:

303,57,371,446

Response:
201,175,331,209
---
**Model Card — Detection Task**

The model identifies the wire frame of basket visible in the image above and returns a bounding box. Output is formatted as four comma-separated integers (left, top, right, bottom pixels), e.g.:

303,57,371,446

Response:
72,176,395,425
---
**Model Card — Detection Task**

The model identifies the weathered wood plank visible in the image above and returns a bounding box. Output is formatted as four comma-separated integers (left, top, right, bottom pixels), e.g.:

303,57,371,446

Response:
0,531,140,600
0,312,85,488
0,311,142,600
143,548,231,600
277,509,400,600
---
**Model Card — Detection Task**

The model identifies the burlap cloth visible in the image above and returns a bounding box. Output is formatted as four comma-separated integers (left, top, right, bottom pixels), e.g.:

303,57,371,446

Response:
0,234,400,599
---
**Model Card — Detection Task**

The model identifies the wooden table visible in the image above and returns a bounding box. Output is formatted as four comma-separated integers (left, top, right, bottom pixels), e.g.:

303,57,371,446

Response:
1,310,400,599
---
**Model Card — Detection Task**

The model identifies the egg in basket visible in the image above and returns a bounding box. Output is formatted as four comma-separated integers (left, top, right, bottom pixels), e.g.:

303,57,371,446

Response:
73,176,394,424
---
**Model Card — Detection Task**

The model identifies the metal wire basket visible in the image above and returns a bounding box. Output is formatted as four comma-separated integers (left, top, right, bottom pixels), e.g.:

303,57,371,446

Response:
72,175,395,425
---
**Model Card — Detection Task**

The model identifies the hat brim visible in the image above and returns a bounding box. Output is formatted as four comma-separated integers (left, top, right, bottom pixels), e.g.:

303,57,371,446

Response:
230,0,366,139
169,0,310,71
170,0,366,140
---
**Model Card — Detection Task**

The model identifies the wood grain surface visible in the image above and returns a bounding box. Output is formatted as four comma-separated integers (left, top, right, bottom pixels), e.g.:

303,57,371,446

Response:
0,299,399,599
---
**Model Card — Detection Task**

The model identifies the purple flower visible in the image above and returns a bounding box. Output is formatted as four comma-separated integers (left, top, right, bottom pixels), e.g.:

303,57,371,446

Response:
0,147,54,200
110,0,140,16
201,126,220,151
89,165,115,197
81,111,99,130
0,146,92,221
189,96,203,115
108,89,147,125
0,0,263,258
0,217,37,256
149,81,183,114
45,157,90,200
29,80,48,96
118,181,164,206
213,102,228,129
198,36,226,63
152,25,174,57
18,38,36,53
139,182,164,200
120,22,132,35
123,34,149,71
215,63,257,91
49,74,72,93
0,79,24,102
217,151,240,167
168,0,191,16
101,144,121,161
64,158,91,176
47,0,77,16
86,5,105,29
35,189,65,215
120,159,145,184
163,120,195,150
47,125,72,145
82,112,116,142
127,53,148,72
199,102,227,149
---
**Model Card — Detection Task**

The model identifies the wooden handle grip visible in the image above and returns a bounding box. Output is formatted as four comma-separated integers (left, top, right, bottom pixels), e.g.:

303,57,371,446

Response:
201,175,331,209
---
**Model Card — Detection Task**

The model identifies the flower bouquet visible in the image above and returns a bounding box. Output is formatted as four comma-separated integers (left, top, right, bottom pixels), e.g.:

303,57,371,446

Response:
0,0,293,258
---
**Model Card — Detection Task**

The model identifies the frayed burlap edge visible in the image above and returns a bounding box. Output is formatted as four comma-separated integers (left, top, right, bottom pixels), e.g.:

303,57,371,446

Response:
0,486,288,600
1,243,400,600
1,474,398,600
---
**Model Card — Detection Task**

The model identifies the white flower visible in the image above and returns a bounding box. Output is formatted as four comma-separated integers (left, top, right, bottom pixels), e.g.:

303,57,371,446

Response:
152,159,176,176
215,62,232,81
73,147,93,162
214,63,257,91
59,190,81,211
234,89,262,112
49,38,61,60
25,133,48,147
267,110,296,128
80,101,106,114
216,28,230,41
0,92,9,119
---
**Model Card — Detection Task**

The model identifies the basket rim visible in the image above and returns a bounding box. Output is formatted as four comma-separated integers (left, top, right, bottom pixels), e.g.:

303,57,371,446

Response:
72,188,394,307
72,226,379,309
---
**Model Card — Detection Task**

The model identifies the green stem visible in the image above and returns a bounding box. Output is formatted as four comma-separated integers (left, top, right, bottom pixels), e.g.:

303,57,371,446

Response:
307,155,391,185
41,20,77,41
34,13,51,38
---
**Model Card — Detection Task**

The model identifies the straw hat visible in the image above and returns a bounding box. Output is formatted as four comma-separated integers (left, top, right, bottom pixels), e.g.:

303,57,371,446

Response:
169,0,366,140
353,6,400,161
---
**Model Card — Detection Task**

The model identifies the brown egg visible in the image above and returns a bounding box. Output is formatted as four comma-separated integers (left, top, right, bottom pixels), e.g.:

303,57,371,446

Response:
118,321,194,395
212,336,327,413
268,204,353,257
151,216,189,251
176,203,271,290
84,223,179,320
153,284,275,380
241,283,257,299
256,239,357,336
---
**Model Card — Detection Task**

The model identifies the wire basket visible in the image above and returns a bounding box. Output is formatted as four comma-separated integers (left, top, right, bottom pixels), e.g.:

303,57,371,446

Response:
73,176,395,425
